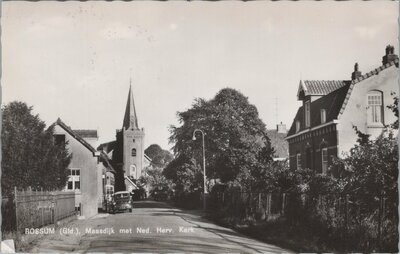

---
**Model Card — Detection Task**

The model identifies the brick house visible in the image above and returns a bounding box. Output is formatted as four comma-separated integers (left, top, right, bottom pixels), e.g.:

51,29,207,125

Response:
286,45,399,173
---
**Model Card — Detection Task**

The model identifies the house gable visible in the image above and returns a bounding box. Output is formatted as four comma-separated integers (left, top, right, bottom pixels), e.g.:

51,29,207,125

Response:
338,59,399,118
337,62,398,154
286,45,399,172
53,118,98,157
288,84,350,137
288,58,399,139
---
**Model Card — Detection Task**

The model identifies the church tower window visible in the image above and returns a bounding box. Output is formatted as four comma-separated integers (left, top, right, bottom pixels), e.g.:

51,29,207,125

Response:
131,148,137,157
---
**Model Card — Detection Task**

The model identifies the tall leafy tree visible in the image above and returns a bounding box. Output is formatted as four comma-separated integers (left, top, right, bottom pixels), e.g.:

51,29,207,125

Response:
168,88,274,191
2,102,71,195
139,144,174,193
145,144,173,167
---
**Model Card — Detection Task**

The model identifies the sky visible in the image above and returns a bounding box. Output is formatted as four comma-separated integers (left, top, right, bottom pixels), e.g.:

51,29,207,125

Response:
2,1,398,151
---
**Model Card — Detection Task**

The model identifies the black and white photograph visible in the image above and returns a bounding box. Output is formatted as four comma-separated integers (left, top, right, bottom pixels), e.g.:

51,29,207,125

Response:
1,1,398,253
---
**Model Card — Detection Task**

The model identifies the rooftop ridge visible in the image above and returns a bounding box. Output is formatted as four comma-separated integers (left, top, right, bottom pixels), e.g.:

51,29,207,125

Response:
338,59,399,117
55,118,97,155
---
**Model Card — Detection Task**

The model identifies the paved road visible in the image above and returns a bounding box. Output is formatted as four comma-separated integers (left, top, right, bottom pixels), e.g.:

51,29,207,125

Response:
31,201,290,253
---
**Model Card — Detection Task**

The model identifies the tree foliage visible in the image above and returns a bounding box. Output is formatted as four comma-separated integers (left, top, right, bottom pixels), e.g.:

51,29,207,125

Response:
332,128,398,201
163,155,203,193
2,102,72,195
139,144,174,194
168,88,274,192
144,144,173,168
387,92,399,129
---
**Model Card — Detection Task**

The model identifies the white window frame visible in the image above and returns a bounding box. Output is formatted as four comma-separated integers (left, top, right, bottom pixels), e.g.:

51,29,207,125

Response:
296,153,302,170
66,168,81,191
320,109,326,124
305,100,311,128
321,148,328,174
367,91,383,125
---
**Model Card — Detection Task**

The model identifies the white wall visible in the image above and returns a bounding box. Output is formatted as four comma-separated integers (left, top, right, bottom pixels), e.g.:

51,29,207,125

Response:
54,125,99,218
337,65,398,156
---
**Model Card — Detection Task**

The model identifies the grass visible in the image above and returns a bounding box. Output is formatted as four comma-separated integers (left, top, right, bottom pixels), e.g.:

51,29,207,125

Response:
235,219,332,253
205,212,346,253
2,231,32,252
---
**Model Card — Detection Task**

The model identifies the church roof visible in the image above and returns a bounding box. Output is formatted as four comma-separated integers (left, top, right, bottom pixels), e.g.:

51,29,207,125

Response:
122,85,139,130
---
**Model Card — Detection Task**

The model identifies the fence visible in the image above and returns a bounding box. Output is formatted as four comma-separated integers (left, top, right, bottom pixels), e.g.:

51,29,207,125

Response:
209,191,398,252
210,192,286,221
2,187,76,233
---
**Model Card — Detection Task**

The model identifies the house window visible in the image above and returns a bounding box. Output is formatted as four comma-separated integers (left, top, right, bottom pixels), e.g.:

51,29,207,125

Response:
321,148,328,174
367,91,383,124
296,153,302,170
305,100,311,128
71,169,80,176
305,147,312,169
296,120,300,133
67,168,80,190
320,109,326,124
54,134,65,146
131,148,137,157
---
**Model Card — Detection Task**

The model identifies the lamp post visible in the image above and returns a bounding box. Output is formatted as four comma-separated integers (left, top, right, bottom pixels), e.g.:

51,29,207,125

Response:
192,129,207,210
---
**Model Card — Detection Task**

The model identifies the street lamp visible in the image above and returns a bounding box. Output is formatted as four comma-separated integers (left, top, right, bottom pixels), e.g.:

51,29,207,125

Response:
192,129,207,210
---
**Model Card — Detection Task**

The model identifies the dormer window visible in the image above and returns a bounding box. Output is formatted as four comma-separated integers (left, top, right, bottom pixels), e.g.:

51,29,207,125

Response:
295,120,300,133
305,100,311,128
320,109,326,124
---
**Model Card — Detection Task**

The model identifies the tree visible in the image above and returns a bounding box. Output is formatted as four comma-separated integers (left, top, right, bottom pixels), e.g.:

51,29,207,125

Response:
1,102,71,195
168,88,274,192
332,128,398,201
163,154,203,193
387,92,398,129
139,144,174,195
144,144,173,167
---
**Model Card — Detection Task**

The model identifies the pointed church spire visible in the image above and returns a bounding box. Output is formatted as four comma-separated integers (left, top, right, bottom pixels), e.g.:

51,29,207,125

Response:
122,82,139,130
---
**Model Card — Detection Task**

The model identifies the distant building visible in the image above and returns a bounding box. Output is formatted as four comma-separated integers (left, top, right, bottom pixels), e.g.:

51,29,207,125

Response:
286,45,399,173
266,122,288,161
98,85,151,192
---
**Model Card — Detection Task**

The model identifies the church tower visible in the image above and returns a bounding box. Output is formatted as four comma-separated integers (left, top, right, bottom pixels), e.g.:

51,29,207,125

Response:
121,85,145,180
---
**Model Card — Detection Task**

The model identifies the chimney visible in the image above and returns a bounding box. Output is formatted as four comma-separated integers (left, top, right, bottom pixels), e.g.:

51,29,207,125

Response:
382,45,399,66
277,122,287,134
351,62,362,80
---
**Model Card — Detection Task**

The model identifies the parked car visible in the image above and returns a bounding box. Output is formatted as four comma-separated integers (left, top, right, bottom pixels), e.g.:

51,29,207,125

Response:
110,191,132,213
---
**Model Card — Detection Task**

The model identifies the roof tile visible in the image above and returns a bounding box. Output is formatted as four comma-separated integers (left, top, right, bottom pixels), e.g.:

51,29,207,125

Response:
73,130,98,138
302,80,349,96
